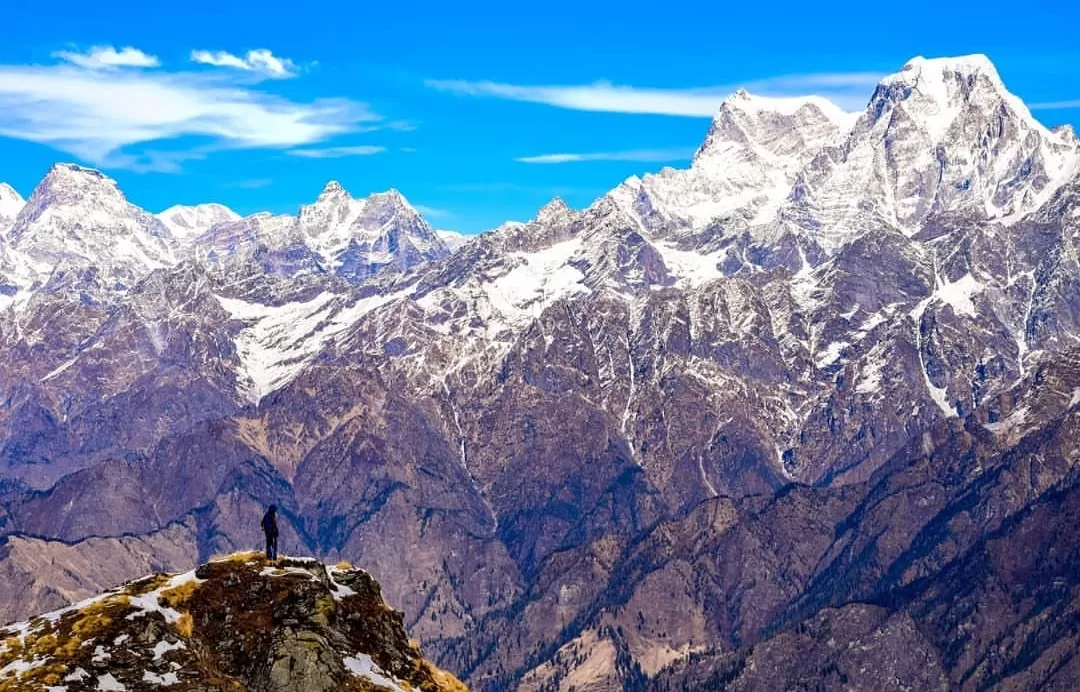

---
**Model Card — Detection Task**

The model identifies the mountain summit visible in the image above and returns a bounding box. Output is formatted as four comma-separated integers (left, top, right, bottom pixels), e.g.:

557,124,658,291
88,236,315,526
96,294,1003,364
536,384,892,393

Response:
0,183,23,234
0,553,467,692
297,183,449,281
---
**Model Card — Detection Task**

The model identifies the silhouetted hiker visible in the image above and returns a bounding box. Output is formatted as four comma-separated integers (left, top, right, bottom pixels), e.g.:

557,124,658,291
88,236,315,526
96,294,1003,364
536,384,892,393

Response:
262,505,279,560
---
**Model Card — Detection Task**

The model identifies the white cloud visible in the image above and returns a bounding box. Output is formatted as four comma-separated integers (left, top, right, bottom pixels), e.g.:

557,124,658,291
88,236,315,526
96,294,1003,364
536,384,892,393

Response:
191,49,297,79
414,204,452,218
0,53,379,172
516,148,695,164
287,145,386,158
426,71,885,115
53,45,160,70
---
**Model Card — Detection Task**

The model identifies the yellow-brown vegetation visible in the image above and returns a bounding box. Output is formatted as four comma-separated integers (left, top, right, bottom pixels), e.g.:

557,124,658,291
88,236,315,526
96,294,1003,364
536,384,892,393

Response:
160,579,200,609
176,612,194,638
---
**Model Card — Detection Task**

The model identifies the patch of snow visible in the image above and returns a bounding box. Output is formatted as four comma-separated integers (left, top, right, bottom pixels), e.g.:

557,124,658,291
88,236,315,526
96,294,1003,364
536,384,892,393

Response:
343,653,405,691
142,671,180,686
259,565,317,579
816,341,849,369
653,242,724,287
65,668,90,682
934,273,983,318
125,569,202,626
0,657,39,679
327,569,358,600
157,203,239,241
855,311,888,338
856,343,888,395
984,406,1030,435
96,673,126,691
152,640,185,661
1070,388,1080,407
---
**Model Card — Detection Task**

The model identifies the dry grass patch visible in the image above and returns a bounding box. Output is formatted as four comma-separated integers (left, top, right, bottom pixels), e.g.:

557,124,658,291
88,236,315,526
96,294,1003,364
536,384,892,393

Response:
176,612,194,638
160,579,200,609
424,664,470,692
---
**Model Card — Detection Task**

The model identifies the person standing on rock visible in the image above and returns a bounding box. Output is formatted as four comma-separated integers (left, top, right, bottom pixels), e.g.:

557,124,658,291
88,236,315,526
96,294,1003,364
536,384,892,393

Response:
262,505,279,560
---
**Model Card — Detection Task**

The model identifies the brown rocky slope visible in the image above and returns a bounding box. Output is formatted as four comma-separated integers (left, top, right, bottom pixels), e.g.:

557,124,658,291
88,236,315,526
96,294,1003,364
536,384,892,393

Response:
0,552,467,691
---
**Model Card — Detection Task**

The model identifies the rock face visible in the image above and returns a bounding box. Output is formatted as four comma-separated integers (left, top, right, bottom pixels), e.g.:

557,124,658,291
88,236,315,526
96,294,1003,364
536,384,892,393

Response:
0,553,467,691
1,53,1080,691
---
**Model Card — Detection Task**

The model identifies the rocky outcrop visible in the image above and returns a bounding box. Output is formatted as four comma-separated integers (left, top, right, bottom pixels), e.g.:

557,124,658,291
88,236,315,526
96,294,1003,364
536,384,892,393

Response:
0,553,467,691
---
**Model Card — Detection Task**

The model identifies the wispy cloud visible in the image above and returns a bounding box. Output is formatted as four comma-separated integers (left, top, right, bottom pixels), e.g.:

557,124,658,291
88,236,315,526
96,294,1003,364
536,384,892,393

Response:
516,148,695,164
287,145,386,158
414,204,452,218
190,48,298,79
1030,100,1080,110
53,45,161,70
0,46,379,172
426,71,884,115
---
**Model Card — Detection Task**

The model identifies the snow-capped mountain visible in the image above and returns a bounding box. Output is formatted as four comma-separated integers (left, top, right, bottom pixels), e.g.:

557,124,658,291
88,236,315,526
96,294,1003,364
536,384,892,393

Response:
2,54,1080,692
784,55,1079,250
607,91,856,240
157,203,240,242
0,183,23,234
4,163,175,292
297,182,450,281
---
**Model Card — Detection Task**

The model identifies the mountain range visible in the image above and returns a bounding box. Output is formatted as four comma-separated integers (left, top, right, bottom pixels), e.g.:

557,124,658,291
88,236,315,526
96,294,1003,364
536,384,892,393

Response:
1,54,1079,690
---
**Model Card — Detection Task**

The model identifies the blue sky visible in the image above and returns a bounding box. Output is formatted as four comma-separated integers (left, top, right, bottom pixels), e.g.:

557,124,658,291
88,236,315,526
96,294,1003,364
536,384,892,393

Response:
1,0,1078,233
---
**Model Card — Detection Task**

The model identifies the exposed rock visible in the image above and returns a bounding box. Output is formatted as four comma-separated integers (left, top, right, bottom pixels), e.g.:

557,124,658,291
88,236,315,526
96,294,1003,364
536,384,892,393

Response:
0,553,467,691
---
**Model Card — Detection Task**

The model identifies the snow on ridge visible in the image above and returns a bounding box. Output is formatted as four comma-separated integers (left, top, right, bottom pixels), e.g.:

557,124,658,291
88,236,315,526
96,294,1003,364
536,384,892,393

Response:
436,229,471,252
723,89,859,130
482,237,588,326
652,241,724,287
216,290,404,403
157,203,241,240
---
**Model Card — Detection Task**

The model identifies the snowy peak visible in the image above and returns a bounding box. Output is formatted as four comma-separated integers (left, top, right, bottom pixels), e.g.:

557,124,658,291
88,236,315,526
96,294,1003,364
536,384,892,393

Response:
0,183,23,233
787,53,1080,247
7,163,175,286
695,90,854,165
20,163,127,216
535,197,573,225
870,54,1027,142
0,182,22,206
297,183,448,280
604,91,853,236
157,203,241,241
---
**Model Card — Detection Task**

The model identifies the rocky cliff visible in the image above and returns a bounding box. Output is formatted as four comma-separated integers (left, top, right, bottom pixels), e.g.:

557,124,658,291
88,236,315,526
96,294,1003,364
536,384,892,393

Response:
0,553,466,691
